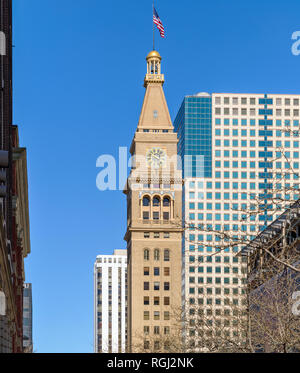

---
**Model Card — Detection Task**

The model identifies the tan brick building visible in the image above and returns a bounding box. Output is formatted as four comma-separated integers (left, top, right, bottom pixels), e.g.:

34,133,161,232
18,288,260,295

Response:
124,50,182,352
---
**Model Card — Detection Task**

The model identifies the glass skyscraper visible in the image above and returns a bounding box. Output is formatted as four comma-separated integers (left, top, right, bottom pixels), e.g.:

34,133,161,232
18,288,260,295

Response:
174,93,212,178
173,92,300,349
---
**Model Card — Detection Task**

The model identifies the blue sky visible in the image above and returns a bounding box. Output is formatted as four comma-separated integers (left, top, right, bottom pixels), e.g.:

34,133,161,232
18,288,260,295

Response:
12,0,300,353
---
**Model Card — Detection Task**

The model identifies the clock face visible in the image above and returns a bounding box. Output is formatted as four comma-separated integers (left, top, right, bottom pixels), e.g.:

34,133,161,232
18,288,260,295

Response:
146,147,166,168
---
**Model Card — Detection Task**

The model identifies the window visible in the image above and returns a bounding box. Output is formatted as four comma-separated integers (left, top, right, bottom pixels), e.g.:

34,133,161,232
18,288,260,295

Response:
144,232,150,238
144,340,150,349
164,267,170,276
143,196,150,206
154,249,160,260
144,296,150,305
154,267,160,276
144,249,149,261
163,212,169,220
154,297,160,305
153,197,160,206
164,282,170,291
144,326,149,335
164,232,169,238
164,297,170,305
144,267,150,275
153,212,159,220
154,282,160,290
144,282,149,290
154,311,160,320
163,197,170,206
154,326,160,335
143,211,149,220
164,312,170,320
164,249,170,261
144,311,150,320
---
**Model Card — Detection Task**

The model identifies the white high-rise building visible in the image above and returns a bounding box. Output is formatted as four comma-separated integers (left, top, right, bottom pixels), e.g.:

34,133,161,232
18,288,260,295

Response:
94,249,127,353
174,93,300,348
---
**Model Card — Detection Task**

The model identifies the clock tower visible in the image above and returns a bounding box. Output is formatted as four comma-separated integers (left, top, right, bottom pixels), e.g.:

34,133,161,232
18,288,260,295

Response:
124,50,182,352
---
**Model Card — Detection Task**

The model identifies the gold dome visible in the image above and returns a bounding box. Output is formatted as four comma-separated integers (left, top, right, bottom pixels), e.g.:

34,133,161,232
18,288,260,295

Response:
146,50,162,60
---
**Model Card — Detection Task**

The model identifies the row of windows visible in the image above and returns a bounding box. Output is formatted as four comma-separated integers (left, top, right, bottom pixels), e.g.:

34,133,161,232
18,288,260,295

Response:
189,297,241,306
144,326,170,335
144,232,170,239
190,192,298,203
144,311,170,320
144,267,170,276
139,183,172,189
214,160,300,169
187,178,298,189
213,172,299,181
215,97,259,105
143,340,169,350
143,196,170,206
215,108,300,117
188,276,244,286
142,129,169,133
189,255,247,263
215,129,254,136
215,129,300,139
144,296,170,305
215,118,300,127
188,245,242,253
190,287,243,295
214,96,299,106
144,249,170,261
192,191,267,201
215,141,297,151
189,201,257,209
188,246,241,253
189,266,240,274
144,282,170,291
143,211,169,220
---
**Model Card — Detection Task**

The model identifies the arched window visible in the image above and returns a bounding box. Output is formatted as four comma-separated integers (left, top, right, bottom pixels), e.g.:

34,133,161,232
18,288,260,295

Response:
154,249,160,261
144,249,149,261
163,197,170,207
164,249,170,262
153,197,160,207
143,196,150,207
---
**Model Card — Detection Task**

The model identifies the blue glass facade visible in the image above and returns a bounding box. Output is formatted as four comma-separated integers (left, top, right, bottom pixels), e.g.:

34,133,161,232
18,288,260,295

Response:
174,96,212,178
259,94,273,228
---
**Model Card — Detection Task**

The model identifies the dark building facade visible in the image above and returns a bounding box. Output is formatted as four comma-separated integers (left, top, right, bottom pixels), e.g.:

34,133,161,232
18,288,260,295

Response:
241,200,300,352
0,0,31,353
23,283,32,352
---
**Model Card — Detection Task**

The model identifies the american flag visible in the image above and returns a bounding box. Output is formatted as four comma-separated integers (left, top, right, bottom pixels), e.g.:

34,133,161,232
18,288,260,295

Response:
153,8,165,38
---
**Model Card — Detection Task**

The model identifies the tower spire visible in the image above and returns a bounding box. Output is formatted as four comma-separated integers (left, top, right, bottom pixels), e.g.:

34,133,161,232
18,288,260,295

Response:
144,50,164,88
138,51,172,131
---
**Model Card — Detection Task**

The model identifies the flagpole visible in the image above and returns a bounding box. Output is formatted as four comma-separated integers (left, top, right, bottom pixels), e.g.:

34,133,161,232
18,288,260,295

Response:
153,0,155,50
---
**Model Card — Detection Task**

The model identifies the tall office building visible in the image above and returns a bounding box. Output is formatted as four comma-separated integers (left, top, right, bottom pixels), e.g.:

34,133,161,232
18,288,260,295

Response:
125,50,182,352
0,0,31,352
94,249,127,353
23,283,33,352
174,93,300,349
